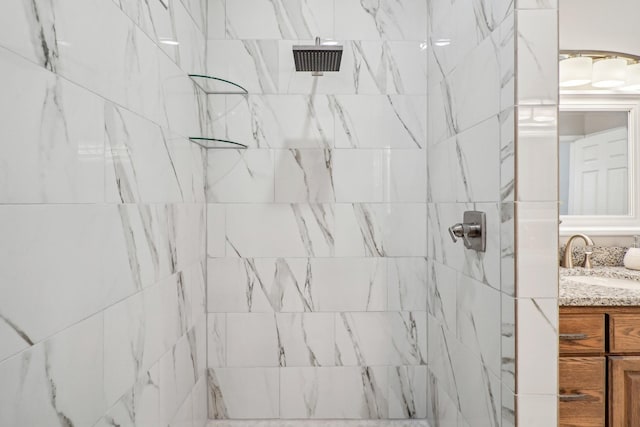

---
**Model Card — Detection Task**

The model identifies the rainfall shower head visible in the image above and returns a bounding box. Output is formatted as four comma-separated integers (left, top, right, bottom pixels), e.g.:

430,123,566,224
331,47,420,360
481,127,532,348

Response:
293,37,343,76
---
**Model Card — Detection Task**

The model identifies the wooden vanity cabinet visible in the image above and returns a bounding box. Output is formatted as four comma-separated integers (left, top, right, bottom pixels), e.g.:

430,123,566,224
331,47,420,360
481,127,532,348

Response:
560,307,640,427
609,356,640,427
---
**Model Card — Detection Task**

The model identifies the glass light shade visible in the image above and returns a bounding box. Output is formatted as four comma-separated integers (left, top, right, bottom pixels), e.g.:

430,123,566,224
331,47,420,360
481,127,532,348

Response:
592,58,627,88
559,56,593,87
624,63,640,91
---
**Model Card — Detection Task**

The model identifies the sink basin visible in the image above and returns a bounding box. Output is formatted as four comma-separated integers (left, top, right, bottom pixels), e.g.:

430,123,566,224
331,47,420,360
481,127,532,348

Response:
569,275,640,290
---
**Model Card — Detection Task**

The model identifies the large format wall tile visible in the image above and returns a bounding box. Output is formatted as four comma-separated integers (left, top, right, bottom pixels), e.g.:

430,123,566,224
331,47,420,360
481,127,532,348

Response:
212,95,334,148
334,0,427,41
0,0,208,425
206,0,429,422
425,1,561,426
335,312,426,367
280,367,389,419
207,150,275,202
333,96,426,148
0,314,105,427
0,48,105,204
226,0,333,40
208,368,280,419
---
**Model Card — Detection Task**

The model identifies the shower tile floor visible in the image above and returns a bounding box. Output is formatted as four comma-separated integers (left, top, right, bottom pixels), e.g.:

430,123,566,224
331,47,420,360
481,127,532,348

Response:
207,421,430,427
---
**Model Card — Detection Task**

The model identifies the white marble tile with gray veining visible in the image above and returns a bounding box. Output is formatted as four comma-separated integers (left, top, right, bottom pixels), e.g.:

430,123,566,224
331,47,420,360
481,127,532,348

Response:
0,48,105,204
180,0,207,33
333,150,427,203
208,368,280,419
207,149,275,202
173,0,207,74
225,0,333,40
387,258,428,312
213,95,334,148
335,0,427,41
0,0,176,125
275,149,335,202
0,314,105,427
500,108,515,202
335,312,426,367
426,370,458,427
449,36,501,133
159,330,200,425
333,96,426,148
207,40,279,93
516,9,558,105
427,261,457,333
94,364,161,427
455,117,501,203
335,204,427,257
105,102,198,203
426,318,461,406
280,367,389,419
225,204,335,258
225,313,280,367
207,257,391,313
501,294,516,393
207,0,226,39
452,344,501,427
427,138,456,203
103,285,164,407
516,298,557,395
456,275,502,377
388,366,427,419
276,313,335,367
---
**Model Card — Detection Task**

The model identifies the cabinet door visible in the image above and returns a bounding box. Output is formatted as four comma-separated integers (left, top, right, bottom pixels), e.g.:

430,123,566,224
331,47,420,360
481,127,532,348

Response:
609,356,640,427
609,314,640,353
560,357,606,427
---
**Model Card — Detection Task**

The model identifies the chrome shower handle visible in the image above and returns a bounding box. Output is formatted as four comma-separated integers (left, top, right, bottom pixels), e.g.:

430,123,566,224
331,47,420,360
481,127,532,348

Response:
448,223,481,247
447,211,487,252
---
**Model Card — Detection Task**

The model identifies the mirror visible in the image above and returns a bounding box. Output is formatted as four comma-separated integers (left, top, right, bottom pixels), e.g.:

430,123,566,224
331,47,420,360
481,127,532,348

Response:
559,0,640,236
559,110,629,215
559,96,640,235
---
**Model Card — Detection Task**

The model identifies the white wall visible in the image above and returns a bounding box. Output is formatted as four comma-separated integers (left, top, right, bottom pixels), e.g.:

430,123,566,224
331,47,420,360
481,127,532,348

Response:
0,1,209,426
560,0,640,55
428,1,560,426
205,0,428,420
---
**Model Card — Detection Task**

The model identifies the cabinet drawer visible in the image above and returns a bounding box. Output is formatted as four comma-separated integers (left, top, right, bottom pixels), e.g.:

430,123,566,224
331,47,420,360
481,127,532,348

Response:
559,314,605,354
559,357,606,427
610,314,640,353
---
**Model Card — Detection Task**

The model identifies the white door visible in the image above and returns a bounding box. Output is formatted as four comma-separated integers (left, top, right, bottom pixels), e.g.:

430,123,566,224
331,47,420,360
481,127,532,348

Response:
568,126,628,215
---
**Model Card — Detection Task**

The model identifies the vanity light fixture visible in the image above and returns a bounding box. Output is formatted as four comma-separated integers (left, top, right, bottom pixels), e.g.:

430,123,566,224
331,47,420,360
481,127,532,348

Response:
559,56,592,87
592,57,627,88
560,50,640,91
625,63,640,91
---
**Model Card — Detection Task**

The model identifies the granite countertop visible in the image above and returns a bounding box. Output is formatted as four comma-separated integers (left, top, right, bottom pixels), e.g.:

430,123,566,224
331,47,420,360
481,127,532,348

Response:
560,266,640,306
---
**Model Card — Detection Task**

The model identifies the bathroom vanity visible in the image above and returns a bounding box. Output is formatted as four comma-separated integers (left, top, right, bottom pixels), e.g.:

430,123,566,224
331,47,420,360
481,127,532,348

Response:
559,268,640,427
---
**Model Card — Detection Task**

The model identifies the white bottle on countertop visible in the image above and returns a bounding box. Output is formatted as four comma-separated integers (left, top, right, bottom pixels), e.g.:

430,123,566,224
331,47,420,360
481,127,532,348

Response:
624,236,640,270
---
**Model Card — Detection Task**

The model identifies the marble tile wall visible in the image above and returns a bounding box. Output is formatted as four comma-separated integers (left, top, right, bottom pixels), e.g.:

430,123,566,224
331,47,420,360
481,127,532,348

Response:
0,0,209,426
514,1,560,425
427,1,560,427
205,0,428,420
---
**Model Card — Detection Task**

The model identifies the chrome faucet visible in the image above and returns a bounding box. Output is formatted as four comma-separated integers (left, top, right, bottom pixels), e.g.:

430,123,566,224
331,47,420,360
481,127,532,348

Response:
562,234,595,268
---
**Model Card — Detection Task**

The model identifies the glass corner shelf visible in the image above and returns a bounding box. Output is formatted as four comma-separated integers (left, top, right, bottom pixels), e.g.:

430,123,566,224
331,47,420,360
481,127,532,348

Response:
188,74,248,95
189,137,248,149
